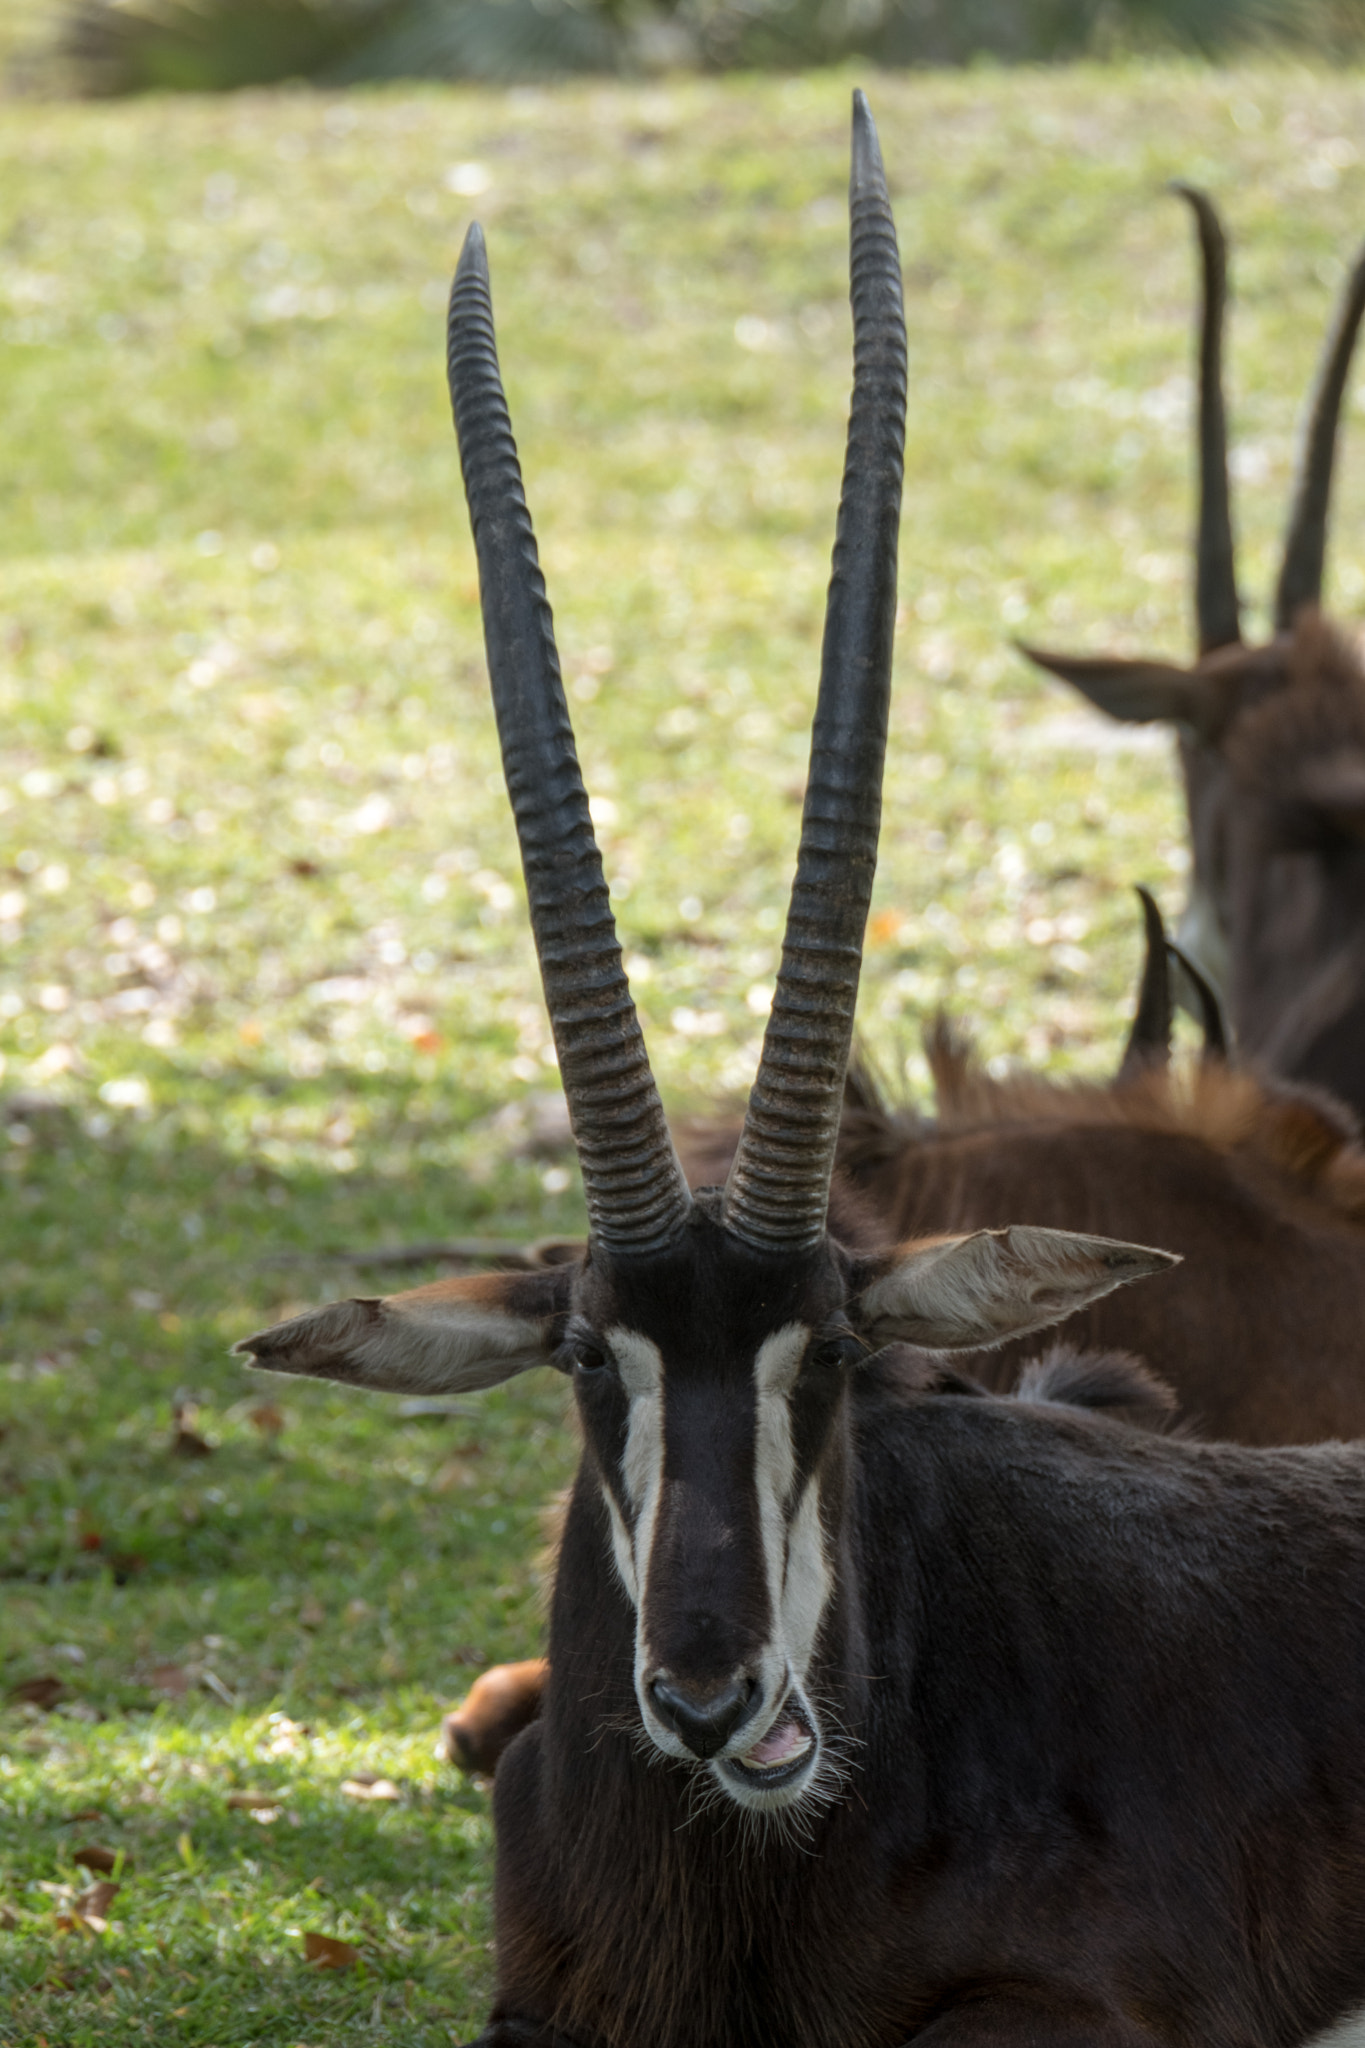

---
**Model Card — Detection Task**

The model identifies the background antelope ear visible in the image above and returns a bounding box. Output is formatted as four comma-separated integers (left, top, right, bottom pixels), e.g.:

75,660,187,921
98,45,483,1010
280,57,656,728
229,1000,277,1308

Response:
854,1227,1178,1353
234,1267,572,1395
1017,644,1213,731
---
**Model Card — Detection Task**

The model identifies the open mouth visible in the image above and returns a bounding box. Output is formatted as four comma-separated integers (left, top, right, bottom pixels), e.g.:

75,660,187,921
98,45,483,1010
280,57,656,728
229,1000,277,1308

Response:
721,1693,817,1794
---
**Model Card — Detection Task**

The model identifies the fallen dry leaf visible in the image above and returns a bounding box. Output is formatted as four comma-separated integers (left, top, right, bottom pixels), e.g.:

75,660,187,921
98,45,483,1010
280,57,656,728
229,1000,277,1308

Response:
62,1808,105,1827
298,1597,325,1629
170,1399,213,1458
9,1675,65,1711
55,1911,105,1936
73,1846,120,1875
248,1401,285,1438
0,1903,18,1929
226,1789,279,1811
171,1425,213,1458
341,1775,401,1803
303,1931,360,1970
75,1882,119,1918
148,1664,190,1696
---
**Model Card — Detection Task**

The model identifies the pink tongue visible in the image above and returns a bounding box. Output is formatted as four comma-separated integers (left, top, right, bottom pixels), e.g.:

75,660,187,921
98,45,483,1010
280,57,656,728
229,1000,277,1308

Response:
747,1717,810,1768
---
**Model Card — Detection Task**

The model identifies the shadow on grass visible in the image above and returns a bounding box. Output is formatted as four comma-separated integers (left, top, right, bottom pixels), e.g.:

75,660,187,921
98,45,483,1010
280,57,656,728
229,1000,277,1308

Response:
0,1052,581,1712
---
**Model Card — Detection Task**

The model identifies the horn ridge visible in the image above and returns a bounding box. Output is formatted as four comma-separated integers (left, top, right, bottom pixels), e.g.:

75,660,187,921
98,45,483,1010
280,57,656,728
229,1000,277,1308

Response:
1275,237,1365,632
1170,184,1241,654
447,224,691,1256
723,91,907,1252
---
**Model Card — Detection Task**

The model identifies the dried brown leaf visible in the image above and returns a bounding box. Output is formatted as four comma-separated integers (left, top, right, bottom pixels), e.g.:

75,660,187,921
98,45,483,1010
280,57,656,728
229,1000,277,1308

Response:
75,1882,119,1918
171,1425,213,1459
62,1808,105,1826
55,1911,105,1936
9,1675,65,1710
248,1402,285,1437
72,1846,120,1875
148,1663,189,1696
226,1789,279,1811
341,1775,400,1802
0,1903,18,1929
298,1597,325,1629
303,1931,360,1969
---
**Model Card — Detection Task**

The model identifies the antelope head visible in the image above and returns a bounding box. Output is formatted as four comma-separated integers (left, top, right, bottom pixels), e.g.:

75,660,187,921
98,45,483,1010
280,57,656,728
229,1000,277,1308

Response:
1022,188,1365,1047
239,97,1175,1817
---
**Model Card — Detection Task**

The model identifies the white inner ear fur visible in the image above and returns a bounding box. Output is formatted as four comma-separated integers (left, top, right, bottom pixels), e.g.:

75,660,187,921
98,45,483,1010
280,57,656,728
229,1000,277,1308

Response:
754,1324,832,1693
603,1329,664,1609
858,1226,1178,1353
239,1290,552,1395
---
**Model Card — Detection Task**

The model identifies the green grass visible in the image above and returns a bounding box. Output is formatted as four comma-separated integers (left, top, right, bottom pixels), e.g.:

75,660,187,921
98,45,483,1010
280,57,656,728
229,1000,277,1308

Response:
4,61,1365,2045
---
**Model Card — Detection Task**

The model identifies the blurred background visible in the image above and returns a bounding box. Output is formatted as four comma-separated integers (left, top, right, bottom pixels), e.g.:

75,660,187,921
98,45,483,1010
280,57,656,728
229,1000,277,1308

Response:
5,0,1365,91
3,7,1365,2044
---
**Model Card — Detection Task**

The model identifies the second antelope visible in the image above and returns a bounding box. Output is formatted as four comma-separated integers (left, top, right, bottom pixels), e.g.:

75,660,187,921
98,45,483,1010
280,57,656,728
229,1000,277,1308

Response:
1025,188,1365,1121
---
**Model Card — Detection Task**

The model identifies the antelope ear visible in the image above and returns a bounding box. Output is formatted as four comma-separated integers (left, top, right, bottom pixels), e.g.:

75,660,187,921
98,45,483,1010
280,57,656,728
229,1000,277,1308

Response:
1017,643,1214,731
854,1227,1178,1353
234,1267,573,1395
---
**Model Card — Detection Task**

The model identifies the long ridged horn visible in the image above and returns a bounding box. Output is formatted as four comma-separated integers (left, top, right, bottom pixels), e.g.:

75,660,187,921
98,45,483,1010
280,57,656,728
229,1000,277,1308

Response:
1170,186,1241,654
1275,239,1365,632
447,225,691,1257
723,92,906,1252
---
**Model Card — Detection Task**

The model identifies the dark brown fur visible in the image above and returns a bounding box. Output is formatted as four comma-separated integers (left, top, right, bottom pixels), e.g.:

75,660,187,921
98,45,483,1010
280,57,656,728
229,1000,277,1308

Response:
682,1036,1365,1444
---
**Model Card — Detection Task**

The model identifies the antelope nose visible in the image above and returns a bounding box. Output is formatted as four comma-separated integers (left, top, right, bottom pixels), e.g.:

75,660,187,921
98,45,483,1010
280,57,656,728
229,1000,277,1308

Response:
649,1675,755,1759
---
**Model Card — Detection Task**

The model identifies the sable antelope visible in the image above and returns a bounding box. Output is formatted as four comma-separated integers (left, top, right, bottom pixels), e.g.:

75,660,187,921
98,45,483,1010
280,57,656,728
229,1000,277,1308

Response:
241,102,1365,2048
1023,188,1365,1122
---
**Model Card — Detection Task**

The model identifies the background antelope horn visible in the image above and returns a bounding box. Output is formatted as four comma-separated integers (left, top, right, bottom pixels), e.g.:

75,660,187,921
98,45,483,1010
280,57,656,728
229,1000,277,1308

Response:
1275,237,1365,632
1167,939,1229,1061
1170,185,1241,654
723,91,907,1252
447,224,692,1257
1117,885,1173,1082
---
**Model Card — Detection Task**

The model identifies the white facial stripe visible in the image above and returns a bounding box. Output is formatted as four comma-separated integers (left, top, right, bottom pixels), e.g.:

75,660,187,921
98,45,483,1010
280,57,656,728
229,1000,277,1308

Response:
753,1324,832,1699
601,1329,664,1610
782,1477,832,1681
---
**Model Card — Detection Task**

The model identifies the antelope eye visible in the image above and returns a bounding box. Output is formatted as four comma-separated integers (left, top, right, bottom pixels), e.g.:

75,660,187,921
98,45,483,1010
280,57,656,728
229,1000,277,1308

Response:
810,1335,855,1371
573,1344,611,1377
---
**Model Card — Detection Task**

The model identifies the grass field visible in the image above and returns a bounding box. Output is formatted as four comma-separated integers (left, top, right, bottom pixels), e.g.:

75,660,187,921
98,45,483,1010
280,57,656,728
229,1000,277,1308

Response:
4,59,1365,2046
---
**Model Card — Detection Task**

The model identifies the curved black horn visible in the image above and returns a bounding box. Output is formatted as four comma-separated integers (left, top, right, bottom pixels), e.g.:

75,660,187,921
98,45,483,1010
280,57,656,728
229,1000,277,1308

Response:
1117,886,1172,1083
1167,938,1229,1062
447,225,691,1257
1275,238,1365,632
1170,185,1241,654
723,93,906,1252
